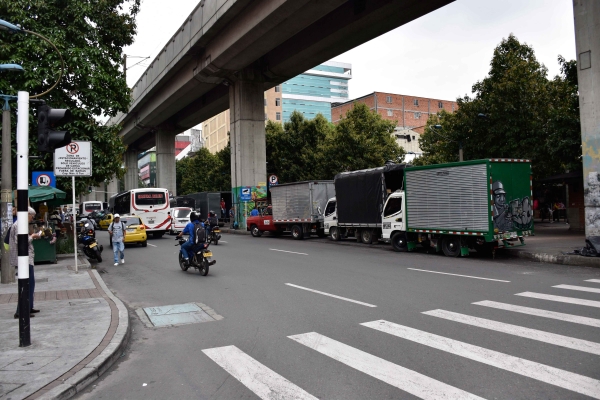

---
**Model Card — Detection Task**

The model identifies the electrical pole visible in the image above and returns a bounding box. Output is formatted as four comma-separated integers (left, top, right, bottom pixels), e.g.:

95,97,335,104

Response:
1,97,15,283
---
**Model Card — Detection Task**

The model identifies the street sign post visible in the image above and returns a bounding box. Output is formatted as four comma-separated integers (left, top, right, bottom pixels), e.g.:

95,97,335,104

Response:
240,187,252,202
54,141,92,273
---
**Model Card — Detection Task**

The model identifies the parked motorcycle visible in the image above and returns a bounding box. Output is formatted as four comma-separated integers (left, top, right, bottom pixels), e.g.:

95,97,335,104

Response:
207,226,221,245
175,238,215,276
78,223,103,262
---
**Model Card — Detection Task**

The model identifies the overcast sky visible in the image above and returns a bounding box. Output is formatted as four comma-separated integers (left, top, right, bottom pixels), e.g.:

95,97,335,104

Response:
124,0,576,103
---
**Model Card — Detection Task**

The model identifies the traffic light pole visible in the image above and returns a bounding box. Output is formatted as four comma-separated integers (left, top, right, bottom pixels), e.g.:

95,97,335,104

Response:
16,91,31,347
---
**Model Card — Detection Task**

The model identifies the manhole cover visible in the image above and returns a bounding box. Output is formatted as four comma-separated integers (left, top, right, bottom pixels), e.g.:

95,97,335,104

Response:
141,303,222,327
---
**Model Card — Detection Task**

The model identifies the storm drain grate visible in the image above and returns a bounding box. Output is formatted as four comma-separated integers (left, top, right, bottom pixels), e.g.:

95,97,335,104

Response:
138,302,223,328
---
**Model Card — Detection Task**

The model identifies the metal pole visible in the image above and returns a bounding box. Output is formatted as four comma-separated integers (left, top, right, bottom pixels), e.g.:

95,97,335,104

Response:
16,91,30,347
1,98,15,284
73,176,77,274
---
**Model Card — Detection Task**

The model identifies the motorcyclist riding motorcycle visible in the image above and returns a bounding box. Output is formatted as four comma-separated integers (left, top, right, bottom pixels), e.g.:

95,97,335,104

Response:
177,212,204,266
206,211,218,237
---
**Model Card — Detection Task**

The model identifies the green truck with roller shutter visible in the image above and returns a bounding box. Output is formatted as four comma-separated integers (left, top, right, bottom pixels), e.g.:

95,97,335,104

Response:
324,159,534,257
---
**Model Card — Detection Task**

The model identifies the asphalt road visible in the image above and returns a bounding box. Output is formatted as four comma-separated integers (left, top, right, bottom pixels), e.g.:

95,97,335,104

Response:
75,230,600,400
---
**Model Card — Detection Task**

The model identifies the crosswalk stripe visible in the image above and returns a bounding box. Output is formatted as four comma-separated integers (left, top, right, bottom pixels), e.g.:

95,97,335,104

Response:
586,279,600,283
473,300,600,328
516,292,600,308
553,284,600,294
423,309,600,355
202,345,317,400
362,320,600,399
288,332,484,400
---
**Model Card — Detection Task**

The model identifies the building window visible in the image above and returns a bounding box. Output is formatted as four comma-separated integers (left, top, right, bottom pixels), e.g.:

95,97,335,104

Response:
386,96,392,103
412,136,415,140
438,101,443,108
387,109,393,117
414,112,421,119
274,85,280,93
275,98,281,106
413,99,419,106
276,112,281,121
264,98,267,106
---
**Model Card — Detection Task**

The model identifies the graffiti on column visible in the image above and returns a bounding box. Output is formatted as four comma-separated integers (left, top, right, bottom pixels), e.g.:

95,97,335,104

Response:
492,181,533,231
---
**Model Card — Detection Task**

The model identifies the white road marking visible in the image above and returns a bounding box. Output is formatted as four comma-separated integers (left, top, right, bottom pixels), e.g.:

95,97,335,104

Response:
407,268,510,282
285,283,377,307
553,284,600,294
362,320,600,399
424,309,600,356
516,292,600,308
288,332,484,400
474,300,600,328
202,345,317,400
147,243,157,247
270,248,308,255
586,279,600,283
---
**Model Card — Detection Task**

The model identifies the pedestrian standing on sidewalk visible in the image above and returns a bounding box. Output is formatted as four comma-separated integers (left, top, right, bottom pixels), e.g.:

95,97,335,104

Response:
108,214,126,266
10,207,41,319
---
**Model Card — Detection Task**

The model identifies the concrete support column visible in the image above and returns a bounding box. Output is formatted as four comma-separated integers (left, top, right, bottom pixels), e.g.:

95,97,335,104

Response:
106,177,119,201
156,129,177,196
230,71,267,230
574,1,600,239
124,149,139,191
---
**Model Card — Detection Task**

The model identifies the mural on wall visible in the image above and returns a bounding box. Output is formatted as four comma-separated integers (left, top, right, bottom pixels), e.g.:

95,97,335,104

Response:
492,181,533,231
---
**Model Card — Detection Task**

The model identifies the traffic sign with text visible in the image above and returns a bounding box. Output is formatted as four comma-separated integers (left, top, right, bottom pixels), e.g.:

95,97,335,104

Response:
54,141,92,177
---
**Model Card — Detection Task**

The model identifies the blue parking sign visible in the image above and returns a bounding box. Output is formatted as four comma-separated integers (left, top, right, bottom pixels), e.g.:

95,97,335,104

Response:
240,186,252,202
32,171,56,187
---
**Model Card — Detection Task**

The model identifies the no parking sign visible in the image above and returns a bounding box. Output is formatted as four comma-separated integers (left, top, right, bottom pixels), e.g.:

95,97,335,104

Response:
32,171,56,187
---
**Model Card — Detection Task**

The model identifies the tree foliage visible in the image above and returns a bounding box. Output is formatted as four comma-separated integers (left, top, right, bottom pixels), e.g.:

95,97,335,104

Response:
177,142,231,195
415,34,580,179
266,106,404,183
0,0,141,194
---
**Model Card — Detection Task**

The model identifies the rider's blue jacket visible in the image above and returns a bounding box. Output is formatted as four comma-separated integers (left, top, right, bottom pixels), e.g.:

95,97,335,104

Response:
182,219,204,244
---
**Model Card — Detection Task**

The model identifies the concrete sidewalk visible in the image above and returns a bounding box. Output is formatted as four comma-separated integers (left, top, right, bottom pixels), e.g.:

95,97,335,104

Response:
0,255,129,400
222,223,600,268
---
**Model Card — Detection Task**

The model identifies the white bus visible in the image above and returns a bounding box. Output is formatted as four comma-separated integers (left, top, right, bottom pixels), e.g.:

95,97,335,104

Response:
109,188,172,238
79,201,103,217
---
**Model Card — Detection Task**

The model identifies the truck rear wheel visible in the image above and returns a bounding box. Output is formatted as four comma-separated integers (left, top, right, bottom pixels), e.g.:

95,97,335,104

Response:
361,229,373,244
391,232,408,252
291,225,304,240
442,236,461,257
330,227,341,241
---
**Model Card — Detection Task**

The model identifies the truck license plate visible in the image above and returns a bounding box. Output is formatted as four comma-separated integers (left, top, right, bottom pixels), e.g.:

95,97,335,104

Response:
89,243,97,248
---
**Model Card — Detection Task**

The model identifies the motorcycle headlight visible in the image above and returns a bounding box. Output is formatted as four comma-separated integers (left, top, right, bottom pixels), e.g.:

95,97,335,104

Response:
85,223,89,228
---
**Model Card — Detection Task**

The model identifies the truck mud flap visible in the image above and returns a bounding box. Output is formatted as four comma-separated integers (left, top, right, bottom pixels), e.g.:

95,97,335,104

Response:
407,241,417,251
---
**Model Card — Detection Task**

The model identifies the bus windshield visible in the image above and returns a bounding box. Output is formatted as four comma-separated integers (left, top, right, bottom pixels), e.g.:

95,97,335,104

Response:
135,192,166,206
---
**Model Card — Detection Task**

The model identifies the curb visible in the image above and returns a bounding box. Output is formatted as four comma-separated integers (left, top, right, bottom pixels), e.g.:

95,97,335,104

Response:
34,270,130,400
513,250,600,268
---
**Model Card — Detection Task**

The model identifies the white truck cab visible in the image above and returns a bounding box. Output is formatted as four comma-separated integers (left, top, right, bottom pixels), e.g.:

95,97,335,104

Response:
323,197,337,235
381,191,405,241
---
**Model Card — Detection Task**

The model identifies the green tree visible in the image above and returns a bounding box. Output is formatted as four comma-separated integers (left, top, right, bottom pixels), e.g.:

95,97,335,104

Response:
0,0,141,194
416,34,580,179
320,102,404,174
266,111,333,183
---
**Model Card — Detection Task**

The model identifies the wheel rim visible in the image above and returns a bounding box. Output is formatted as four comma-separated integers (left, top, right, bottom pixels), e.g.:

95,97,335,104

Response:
362,231,371,242
293,227,299,237
331,228,338,239
252,227,259,236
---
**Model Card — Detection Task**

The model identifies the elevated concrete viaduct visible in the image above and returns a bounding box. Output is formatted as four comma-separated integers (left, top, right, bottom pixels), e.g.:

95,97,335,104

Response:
109,0,455,226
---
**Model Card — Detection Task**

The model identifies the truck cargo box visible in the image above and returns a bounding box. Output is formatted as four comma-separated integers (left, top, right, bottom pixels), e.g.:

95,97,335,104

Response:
271,181,335,222
405,159,533,237
335,164,408,226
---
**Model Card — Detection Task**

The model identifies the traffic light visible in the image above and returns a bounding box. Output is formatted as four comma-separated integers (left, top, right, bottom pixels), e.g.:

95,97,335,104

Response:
37,105,72,152
88,186,92,193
